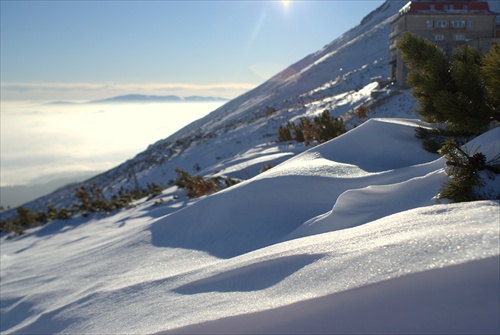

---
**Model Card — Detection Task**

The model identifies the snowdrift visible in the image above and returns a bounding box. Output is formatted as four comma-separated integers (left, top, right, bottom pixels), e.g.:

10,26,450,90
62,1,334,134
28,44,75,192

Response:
1,120,499,334
162,256,500,335
150,119,442,258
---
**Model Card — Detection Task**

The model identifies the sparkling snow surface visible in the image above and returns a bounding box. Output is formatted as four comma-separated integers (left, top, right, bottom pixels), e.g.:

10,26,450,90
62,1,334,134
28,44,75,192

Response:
1,120,499,334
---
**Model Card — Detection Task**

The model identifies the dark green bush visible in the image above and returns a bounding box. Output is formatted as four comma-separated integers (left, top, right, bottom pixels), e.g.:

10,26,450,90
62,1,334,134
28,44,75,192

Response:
260,164,273,173
16,206,37,228
277,124,293,142
173,168,219,198
439,139,500,202
277,110,346,145
0,220,25,236
0,181,166,234
313,110,346,143
185,175,219,198
224,177,240,188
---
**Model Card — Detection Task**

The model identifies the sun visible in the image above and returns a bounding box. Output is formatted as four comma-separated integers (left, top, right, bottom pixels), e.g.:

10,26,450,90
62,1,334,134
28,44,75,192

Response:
282,0,290,10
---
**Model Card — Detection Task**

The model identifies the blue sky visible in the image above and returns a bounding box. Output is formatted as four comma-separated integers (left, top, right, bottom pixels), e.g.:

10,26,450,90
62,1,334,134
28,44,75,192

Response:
1,0,384,100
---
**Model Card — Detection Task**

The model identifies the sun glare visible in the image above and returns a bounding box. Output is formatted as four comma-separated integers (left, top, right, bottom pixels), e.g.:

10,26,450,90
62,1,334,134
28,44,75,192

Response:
282,0,290,10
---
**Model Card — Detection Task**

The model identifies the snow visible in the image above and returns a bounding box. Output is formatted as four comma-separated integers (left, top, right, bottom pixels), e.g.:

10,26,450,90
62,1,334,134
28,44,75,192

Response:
161,256,500,335
1,120,499,334
1,0,500,333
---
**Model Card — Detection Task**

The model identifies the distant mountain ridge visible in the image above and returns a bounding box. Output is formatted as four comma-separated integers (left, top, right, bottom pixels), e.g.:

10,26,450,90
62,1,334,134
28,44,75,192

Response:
48,94,229,105
90,94,229,103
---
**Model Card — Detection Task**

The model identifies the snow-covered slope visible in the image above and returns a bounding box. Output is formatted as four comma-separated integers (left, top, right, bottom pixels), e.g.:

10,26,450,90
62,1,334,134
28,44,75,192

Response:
1,1,499,333
12,0,416,214
6,0,499,214
1,122,498,334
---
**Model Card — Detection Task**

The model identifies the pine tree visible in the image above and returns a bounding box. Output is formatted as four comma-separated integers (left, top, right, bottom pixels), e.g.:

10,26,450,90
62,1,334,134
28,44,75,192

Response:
300,118,315,146
439,44,492,133
397,32,452,123
313,110,335,143
173,168,193,188
47,205,58,220
397,32,499,134
481,44,500,116
277,124,293,142
292,123,304,143
17,206,36,228
332,117,346,139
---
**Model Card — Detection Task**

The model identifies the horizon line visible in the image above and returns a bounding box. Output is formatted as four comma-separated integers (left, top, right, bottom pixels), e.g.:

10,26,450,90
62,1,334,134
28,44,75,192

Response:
0,81,259,101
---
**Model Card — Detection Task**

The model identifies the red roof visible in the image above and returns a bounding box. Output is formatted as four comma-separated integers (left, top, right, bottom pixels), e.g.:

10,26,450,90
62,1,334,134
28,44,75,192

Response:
406,1,490,12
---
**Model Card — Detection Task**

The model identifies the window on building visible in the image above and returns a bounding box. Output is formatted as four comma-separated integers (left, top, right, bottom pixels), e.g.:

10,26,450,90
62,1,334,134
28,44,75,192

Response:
453,35,466,41
463,5,468,10
433,35,445,41
467,21,473,28
451,21,465,28
426,20,433,28
435,21,449,28
430,5,435,10
449,5,454,10
444,5,449,10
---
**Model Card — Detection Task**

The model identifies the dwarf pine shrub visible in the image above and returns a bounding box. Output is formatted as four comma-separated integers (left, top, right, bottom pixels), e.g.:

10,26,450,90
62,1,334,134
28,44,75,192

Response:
224,177,240,188
260,164,273,173
313,110,346,143
277,124,293,142
185,175,219,198
355,104,369,119
0,180,166,235
173,168,219,198
276,110,346,145
439,139,500,202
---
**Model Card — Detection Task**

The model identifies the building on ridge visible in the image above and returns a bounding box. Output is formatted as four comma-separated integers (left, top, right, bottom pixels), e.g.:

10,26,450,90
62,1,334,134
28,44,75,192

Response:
389,0,499,88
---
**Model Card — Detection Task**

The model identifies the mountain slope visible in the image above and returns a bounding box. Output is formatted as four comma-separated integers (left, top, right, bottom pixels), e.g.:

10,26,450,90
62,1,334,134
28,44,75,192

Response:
16,0,412,214
8,0,499,213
